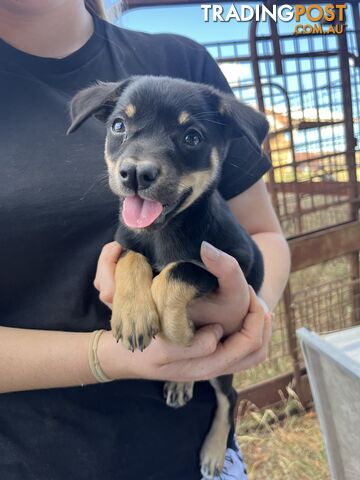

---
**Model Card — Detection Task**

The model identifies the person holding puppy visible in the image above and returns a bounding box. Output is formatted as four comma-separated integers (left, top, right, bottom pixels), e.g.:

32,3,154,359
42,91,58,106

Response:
0,1,290,479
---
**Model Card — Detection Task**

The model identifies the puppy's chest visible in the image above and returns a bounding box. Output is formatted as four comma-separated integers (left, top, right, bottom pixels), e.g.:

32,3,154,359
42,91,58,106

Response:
151,234,201,272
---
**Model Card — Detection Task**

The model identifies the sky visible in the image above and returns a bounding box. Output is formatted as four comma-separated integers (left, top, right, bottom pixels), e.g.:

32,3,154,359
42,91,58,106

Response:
119,3,283,43
115,3,355,45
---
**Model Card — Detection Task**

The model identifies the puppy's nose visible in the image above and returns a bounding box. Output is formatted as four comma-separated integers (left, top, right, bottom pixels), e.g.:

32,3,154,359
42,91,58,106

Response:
137,164,160,190
119,162,159,191
119,162,137,190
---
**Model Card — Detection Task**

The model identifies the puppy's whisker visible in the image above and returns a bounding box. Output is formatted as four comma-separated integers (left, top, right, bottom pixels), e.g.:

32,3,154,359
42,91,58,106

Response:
200,119,227,126
79,173,109,200
177,181,193,191
192,111,219,118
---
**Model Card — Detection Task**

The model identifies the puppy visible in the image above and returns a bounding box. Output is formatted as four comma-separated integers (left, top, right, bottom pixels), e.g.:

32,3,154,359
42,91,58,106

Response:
68,75,267,479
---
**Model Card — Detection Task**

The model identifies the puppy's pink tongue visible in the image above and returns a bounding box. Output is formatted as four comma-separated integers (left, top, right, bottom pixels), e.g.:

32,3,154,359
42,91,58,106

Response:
122,195,163,228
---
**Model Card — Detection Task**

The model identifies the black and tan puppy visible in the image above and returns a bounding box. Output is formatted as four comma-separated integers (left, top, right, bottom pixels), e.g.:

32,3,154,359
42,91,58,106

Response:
68,75,267,479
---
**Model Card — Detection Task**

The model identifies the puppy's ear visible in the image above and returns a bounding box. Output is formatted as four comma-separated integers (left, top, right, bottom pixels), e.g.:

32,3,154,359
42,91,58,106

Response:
66,78,133,134
219,93,269,148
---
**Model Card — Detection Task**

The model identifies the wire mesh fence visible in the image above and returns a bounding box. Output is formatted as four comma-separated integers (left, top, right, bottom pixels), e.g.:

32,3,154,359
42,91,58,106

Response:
206,27,359,238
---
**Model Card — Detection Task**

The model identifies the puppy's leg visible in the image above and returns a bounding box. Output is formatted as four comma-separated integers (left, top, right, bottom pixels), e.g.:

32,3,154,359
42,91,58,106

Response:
200,375,235,479
151,261,217,408
151,261,217,346
111,251,160,351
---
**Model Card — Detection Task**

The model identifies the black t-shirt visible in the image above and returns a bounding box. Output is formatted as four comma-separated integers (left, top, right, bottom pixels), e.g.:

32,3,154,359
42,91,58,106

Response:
0,15,271,480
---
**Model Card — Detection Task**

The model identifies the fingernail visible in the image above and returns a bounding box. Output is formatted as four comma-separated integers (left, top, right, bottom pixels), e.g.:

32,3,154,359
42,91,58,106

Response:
212,324,223,339
201,241,221,261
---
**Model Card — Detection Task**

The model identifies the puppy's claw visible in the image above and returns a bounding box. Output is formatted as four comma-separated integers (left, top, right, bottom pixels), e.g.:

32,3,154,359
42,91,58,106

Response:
128,335,134,351
114,329,122,343
138,334,144,351
200,461,222,479
111,303,160,352
164,382,194,408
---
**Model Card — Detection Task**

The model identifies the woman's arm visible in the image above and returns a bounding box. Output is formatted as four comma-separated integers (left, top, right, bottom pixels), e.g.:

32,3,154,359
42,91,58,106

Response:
0,327,95,393
0,324,220,393
0,311,269,393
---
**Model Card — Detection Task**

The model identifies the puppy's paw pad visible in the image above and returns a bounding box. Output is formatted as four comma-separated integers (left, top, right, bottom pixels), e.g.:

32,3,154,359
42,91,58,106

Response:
164,382,194,408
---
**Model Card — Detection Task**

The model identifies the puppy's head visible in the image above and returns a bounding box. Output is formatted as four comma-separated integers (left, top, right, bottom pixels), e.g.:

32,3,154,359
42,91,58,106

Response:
68,76,268,230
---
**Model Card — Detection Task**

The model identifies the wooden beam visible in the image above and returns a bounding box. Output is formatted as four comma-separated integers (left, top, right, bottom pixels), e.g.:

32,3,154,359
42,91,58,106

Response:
289,221,360,272
235,369,312,416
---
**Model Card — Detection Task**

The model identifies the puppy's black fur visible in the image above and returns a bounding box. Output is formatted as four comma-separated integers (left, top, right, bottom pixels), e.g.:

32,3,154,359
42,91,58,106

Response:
68,76,267,479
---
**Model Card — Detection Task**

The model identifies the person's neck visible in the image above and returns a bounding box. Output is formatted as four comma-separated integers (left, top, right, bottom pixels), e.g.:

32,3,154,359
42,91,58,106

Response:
0,3,94,58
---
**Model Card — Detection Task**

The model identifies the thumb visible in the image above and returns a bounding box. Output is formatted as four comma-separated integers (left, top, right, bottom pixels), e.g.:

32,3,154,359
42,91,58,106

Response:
167,323,223,361
200,241,246,297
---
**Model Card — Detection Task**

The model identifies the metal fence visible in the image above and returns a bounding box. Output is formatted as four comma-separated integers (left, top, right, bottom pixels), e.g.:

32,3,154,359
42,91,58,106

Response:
205,4,360,405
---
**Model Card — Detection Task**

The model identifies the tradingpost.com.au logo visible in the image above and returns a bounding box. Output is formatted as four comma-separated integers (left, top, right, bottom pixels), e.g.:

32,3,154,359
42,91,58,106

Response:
201,4,347,35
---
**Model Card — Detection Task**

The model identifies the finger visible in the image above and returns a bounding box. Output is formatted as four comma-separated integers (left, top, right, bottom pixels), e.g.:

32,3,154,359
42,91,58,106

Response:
187,309,267,377
94,242,122,305
223,312,273,374
248,285,265,314
200,241,247,297
153,324,223,363
159,315,271,382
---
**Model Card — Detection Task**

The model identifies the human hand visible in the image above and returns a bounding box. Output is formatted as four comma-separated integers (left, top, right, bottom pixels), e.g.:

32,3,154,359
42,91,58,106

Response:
97,286,271,381
96,323,222,381
188,242,251,336
94,241,251,332
94,241,272,380
93,241,122,309
186,286,272,378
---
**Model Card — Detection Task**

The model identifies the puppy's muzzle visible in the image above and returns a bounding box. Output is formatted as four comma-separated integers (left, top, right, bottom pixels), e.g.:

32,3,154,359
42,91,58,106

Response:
120,160,160,191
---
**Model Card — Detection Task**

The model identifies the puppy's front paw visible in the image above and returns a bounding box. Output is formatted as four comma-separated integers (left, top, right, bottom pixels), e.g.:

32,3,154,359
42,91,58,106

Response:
164,382,194,408
111,294,160,351
151,266,195,346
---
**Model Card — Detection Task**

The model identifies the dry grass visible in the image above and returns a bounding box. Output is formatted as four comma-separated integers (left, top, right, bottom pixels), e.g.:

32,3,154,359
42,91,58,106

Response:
236,387,330,480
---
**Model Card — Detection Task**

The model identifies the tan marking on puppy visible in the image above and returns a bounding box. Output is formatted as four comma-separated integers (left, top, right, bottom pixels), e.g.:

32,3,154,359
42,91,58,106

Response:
177,147,220,213
178,111,190,125
125,103,136,118
218,99,228,115
200,379,231,478
151,262,196,346
111,251,160,351
104,137,115,169
105,142,122,196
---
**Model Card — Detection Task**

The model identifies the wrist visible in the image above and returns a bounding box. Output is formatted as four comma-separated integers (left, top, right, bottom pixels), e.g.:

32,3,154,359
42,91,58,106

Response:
96,330,133,381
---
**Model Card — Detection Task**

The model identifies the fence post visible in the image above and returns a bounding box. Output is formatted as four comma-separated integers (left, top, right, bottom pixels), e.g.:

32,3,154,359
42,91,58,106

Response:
283,284,304,401
338,25,360,324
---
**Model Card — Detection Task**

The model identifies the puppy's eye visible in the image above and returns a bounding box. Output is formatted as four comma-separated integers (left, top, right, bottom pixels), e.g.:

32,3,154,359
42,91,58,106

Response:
183,129,202,147
111,118,126,134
